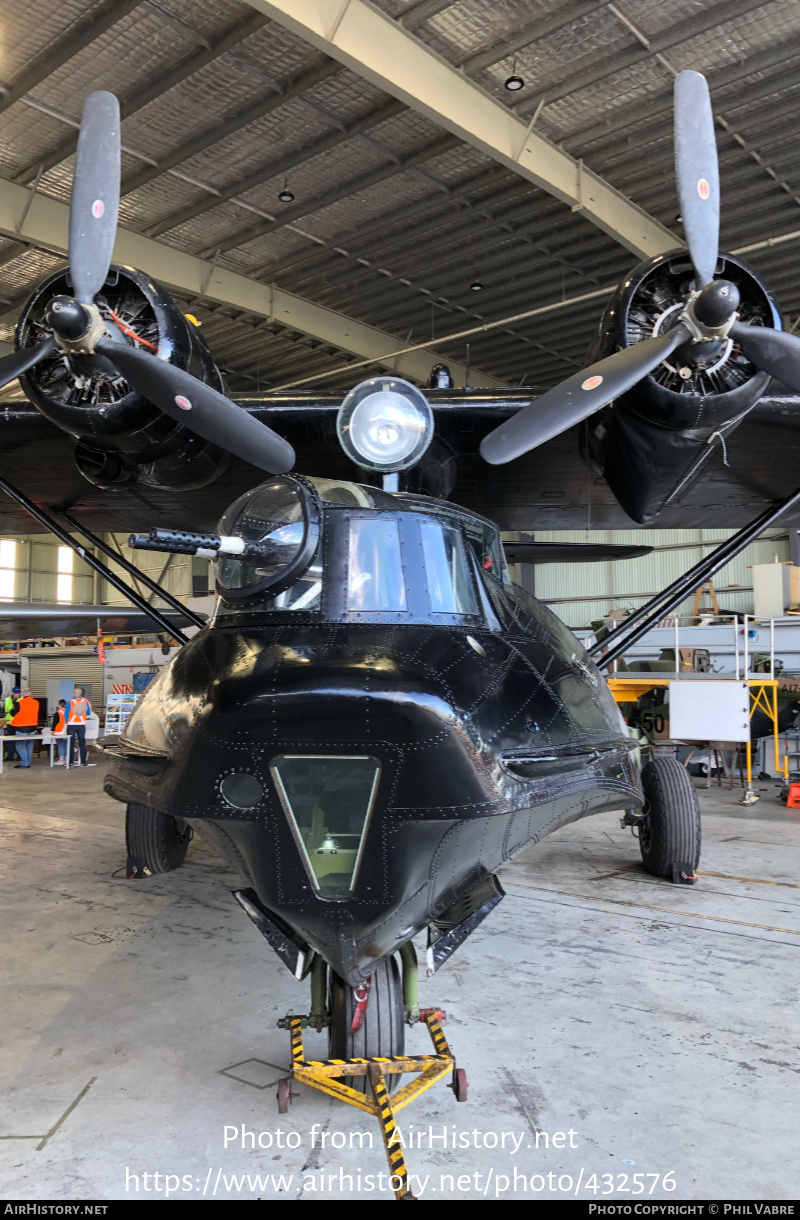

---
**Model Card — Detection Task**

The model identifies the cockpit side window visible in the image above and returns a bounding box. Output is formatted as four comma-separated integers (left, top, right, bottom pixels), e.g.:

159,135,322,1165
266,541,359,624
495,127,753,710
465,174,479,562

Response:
463,521,511,585
347,519,407,612
421,522,479,615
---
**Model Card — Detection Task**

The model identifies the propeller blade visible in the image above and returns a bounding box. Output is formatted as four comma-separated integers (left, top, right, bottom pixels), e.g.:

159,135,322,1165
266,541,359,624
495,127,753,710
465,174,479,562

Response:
69,91,120,305
480,323,691,465
674,70,720,289
730,321,800,392
0,335,57,390
95,336,295,474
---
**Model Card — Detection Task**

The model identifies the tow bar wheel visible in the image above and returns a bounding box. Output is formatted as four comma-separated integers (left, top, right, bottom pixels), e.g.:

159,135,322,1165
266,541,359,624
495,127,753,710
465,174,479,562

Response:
452,1067,468,1102
638,755,701,882
276,1078,291,1115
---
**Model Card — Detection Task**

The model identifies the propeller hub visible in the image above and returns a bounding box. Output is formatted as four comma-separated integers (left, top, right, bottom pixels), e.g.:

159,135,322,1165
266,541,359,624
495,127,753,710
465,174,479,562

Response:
693,279,740,328
678,279,740,347
45,297,109,355
45,296,93,342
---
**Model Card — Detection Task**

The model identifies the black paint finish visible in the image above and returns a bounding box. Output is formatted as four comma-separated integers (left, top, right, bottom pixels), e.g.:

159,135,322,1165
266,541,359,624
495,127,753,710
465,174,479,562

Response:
103,489,641,986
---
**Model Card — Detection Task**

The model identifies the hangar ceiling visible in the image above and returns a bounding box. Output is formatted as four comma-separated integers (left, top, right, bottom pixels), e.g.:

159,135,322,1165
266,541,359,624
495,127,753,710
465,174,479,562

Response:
0,0,798,399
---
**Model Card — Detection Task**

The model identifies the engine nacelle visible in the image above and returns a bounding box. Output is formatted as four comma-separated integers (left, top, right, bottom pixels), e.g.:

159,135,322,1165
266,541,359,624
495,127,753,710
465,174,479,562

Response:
584,249,781,523
16,264,228,491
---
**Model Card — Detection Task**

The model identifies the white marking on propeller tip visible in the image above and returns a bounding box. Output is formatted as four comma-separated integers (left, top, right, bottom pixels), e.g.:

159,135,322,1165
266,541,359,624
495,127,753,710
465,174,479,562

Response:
175,395,192,410
92,200,105,218
581,375,603,391
697,178,710,200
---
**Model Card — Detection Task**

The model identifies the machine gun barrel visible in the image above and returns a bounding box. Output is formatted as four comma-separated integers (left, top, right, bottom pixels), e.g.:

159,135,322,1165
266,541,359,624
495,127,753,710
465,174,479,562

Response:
129,530,218,556
129,528,256,560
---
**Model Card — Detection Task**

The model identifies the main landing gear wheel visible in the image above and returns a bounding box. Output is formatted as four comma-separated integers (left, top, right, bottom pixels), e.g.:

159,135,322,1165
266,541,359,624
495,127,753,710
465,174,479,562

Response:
328,956,405,1093
638,756,701,882
125,803,192,874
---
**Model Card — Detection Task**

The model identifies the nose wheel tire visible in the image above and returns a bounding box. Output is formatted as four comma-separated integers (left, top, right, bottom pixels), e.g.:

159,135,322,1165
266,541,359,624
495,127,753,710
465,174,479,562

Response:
638,756,701,880
125,803,192,874
328,956,405,1093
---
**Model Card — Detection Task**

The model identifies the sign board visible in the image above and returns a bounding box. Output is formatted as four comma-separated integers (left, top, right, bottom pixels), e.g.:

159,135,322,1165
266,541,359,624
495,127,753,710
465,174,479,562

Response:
104,692,138,736
668,680,750,743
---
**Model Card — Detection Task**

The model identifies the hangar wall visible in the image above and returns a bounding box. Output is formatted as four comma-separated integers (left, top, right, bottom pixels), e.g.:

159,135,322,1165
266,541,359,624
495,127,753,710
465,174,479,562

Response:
514,528,790,630
0,533,211,608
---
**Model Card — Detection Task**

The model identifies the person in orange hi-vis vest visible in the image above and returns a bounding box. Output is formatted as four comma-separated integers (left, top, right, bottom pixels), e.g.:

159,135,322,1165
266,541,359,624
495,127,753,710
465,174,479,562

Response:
65,686,95,768
10,687,40,769
51,699,68,766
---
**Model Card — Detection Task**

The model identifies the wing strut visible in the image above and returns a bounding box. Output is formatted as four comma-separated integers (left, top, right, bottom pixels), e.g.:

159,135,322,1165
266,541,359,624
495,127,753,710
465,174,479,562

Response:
0,473,191,644
58,510,205,629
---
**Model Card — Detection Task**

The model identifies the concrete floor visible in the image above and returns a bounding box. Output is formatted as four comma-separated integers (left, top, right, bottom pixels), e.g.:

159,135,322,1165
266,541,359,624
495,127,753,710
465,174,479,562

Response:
0,756,798,1202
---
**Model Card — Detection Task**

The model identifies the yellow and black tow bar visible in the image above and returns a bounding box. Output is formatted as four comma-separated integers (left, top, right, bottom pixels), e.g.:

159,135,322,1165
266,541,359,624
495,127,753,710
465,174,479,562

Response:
275,1008,467,1201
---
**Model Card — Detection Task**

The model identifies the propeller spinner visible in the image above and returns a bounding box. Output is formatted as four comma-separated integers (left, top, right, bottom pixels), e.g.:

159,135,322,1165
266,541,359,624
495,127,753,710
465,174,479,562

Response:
0,92,295,476
480,69,800,466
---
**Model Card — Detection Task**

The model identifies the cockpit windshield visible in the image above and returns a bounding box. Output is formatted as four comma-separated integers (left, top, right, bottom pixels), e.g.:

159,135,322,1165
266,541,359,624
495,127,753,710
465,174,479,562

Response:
462,519,509,584
347,520,407,612
420,522,478,614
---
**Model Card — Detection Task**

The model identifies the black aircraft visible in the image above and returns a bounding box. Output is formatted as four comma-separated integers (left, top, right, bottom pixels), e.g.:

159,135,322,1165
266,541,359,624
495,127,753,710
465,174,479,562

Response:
101,458,657,1061
0,70,791,1063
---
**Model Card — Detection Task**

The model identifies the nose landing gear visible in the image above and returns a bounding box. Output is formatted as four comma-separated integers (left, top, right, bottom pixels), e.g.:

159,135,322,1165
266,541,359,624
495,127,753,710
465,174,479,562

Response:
276,954,465,1202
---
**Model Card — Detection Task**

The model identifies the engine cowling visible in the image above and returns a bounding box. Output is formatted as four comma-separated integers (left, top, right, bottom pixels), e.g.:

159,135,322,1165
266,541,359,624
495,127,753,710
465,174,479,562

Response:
16,264,229,491
584,249,781,523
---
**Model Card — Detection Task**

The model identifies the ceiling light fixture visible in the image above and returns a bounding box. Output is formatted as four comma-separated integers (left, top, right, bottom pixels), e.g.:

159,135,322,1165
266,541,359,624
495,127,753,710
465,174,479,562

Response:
470,280,484,292
278,179,294,203
504,58,525,91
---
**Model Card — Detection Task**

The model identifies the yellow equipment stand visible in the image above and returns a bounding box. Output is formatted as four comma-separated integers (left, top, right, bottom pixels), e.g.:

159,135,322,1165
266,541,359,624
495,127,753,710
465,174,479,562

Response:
606,676,782,788
275,1008,464,1201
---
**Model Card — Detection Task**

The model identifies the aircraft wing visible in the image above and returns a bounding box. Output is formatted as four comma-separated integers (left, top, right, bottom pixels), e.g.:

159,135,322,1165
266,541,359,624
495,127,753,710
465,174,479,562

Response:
0,603,204,637
0,388,799,533
503,542,653,564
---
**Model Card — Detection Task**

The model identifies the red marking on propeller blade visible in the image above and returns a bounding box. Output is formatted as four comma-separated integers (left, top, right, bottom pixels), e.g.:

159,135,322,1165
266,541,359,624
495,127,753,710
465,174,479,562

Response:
175,395,192,411
581,375,603,391
92,200,105,218
697,178,710,200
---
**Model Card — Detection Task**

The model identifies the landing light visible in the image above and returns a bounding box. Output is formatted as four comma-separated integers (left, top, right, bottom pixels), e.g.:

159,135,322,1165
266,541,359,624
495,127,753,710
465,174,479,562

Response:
337,376,434,473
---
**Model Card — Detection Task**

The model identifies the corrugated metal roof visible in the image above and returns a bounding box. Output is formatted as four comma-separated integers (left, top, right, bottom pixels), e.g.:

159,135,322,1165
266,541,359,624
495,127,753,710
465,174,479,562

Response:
0,0,799,392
